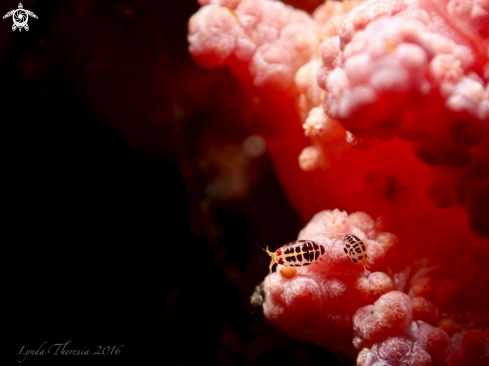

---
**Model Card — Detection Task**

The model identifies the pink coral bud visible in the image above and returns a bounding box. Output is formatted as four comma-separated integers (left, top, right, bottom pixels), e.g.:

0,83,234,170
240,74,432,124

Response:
446,76,489,119
280,23,316,69
409,275,439,299
264,275,324,333
299,145,322,172
368,271,394,299
429,54,464,84
447,0,489,37
370,64,411,94
357,335,433,366
339,0,409,48
316,65,330,93
298,208,350,239
296,60,324,113
344,53,373,85
356,272,393,301
375,232,400,254
353,291,413,343
326,68,350,99
364,239,387,270
418,321,450,361
302,106,328,137
188,5,239,68
409,266,450,299
412,296,439,325
320,36,341,69
437,318,460,337
251,42,294,89
392,267,411,292
396,43,428,72
348,211,377,238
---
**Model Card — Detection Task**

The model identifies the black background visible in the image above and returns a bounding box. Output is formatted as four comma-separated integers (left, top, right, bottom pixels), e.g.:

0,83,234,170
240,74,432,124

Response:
7,0,344,365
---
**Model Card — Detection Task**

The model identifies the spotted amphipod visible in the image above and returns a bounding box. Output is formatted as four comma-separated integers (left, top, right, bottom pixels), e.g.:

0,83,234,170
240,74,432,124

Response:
252,238,326,278
343,234,367,269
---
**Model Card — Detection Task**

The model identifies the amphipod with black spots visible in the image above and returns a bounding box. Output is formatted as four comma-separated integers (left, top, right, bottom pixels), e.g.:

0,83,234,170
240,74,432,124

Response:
252,239,326,275
343,234,367,269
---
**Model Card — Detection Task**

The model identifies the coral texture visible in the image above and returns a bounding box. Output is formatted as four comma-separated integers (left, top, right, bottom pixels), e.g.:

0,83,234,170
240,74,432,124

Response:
188,0,489,242
262,209,401,360
318,0,489,237
189,0,318,93
263,210,489,365
188,0,489,364
353,239,489,365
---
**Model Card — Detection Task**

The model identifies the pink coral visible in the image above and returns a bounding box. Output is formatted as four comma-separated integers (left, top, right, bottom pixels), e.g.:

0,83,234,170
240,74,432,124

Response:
188,0,489,364
189,0,317,91
262,209,402,360
356,321,450,366
355,236,489,365
262,209,489,364
317,0,489,235
188,0,489,238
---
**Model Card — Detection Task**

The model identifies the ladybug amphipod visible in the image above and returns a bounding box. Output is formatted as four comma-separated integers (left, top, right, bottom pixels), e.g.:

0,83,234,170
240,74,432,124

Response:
251,238,326,277
343,234,367,269
265,240,326,271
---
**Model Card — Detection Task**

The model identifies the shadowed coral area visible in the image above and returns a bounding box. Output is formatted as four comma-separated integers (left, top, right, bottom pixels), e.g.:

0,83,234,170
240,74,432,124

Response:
188,0,489,364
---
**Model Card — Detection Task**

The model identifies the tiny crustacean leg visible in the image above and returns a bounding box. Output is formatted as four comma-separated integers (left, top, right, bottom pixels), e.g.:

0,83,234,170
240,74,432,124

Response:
265,246,277,278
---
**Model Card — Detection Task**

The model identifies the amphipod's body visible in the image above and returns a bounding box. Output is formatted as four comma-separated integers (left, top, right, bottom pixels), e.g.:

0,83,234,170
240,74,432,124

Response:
343,234,367,269
266,240,325,273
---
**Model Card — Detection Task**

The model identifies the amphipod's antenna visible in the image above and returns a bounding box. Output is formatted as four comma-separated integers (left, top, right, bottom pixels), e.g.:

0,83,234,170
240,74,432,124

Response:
247,234,275,289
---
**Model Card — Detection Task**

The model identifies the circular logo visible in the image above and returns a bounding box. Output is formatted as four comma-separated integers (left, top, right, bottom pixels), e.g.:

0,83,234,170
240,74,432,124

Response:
12,9,28,27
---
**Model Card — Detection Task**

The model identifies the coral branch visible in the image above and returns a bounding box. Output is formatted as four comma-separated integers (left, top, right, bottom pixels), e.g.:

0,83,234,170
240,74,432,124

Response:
188,0,489,364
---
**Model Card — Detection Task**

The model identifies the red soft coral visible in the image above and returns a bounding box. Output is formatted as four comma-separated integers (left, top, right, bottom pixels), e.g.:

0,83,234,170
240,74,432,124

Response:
262,209,401,361
318,0,489,235
188,0,489,364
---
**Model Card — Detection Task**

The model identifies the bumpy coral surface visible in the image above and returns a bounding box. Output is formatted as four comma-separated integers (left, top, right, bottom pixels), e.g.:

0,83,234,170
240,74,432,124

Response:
263,209,402,361
317,0,489,237
188,0,489,364
188,0,489,241
189,0,318,92
353,239,489,365
263,210,489,365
